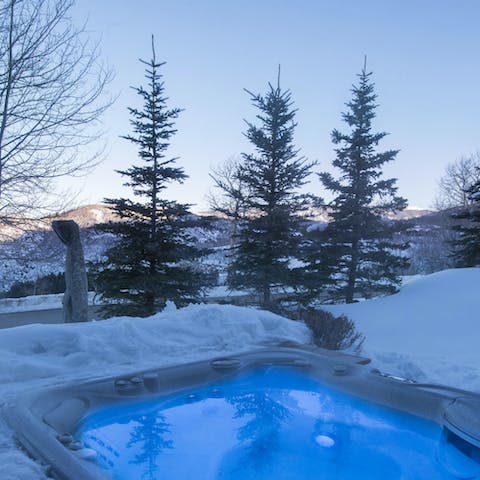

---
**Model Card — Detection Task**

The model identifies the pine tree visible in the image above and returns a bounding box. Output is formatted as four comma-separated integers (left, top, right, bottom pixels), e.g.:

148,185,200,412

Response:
227,73,315,306
93,38,212,317
311,64,408,304
451,179,480,266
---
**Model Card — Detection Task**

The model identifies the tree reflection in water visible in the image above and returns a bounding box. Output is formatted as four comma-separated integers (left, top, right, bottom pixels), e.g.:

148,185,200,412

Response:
225,390,291,475
127,412,173,480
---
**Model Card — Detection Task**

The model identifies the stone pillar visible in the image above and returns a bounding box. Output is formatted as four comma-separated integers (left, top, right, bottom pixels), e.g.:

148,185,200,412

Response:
52,220,89,323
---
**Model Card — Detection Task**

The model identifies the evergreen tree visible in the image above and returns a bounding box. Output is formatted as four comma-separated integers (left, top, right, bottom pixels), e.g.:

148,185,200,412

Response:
310,64,408,304
451,178,480,266
93,39,212,317
227,73,315,306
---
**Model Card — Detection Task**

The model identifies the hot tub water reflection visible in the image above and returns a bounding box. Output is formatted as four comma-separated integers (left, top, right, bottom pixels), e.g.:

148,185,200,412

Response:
76,366,472,479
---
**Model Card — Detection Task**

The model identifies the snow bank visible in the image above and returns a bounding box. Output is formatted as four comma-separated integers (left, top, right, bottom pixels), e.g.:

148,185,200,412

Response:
0,303,310,479
324,268,480,392
0,303,310,387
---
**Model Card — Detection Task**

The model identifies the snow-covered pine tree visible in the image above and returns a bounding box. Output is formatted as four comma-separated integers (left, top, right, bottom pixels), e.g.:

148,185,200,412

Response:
312,64,408,303
451,178,480,266
227,73,315,306
93,38,212,317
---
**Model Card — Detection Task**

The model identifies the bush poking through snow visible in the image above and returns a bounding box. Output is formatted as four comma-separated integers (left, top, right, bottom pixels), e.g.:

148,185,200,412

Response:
266,304,364,352
302,309,364,352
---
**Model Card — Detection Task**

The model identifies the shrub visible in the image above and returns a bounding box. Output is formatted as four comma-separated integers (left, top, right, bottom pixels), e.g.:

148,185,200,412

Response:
3,280,35,298
4,273,65,298
266,303,364,352
301,308,364,352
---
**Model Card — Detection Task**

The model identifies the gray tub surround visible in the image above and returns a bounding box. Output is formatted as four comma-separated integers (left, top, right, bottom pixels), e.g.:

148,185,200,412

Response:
5,346,480,479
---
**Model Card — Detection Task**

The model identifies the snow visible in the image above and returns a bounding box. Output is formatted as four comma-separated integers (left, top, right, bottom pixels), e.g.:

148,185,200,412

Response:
90,208,107,223
0,268,479,478
406,205,429,211
0,303,310,385
324,268,480,392
0,292,97,314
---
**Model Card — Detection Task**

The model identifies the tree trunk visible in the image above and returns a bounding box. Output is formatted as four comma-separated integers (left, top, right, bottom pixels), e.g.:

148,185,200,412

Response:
346,239,359,303
0,1,15,203
262,286,271,307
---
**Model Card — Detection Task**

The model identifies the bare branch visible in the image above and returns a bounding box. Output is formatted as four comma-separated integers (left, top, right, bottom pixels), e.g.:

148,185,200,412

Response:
434,152,480,210
207,155,252,246
0,0,114,222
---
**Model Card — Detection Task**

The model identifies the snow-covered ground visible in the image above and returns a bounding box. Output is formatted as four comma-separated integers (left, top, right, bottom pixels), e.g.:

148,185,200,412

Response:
0,288,246,315
0,268,478,479
0,292,98,314
324,268,480,393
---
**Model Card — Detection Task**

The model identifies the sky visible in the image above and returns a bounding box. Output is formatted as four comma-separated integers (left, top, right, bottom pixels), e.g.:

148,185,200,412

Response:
67,0,480,212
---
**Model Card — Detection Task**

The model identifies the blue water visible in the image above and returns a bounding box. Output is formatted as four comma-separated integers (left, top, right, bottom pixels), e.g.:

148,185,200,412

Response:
76,367,479,479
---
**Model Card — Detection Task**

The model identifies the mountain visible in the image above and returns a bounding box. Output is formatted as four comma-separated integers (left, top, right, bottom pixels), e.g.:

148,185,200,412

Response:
0,204,230,294
292,206,434,223
0,203,452,295
49,204,120,228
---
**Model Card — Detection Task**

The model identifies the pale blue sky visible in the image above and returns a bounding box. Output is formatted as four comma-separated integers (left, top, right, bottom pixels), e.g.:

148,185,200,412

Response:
69,0,480,211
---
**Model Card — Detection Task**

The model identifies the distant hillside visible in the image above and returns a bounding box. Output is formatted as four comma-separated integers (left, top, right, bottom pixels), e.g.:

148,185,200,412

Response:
0,204,229,294
306,207,433,223
1,203,435,236
0,203,457,295
389,208,433,220
48,204,120,228
0,204,119,242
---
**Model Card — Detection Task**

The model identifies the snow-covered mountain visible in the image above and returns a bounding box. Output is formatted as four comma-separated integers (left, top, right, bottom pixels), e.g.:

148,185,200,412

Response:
50,204,120,227
0,204,449,295
282,206,434,223
0,205,230,294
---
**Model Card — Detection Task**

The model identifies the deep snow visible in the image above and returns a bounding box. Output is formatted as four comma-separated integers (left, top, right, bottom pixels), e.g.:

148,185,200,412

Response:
0,268,479,479
324,268,480,392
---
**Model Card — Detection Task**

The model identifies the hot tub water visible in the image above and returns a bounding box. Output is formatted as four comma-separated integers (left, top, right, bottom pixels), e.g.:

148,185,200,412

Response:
77,366,478,479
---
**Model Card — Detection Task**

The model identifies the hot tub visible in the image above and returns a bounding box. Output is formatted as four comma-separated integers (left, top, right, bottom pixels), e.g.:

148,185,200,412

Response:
6,347,480,479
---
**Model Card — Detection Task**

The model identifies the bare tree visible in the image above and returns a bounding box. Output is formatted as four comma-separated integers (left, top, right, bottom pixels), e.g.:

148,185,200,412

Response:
0,0,113,225
207,155,251,246
435,153,480,210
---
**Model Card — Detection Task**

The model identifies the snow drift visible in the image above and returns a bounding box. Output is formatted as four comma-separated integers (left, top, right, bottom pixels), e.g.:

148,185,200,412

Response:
325,268,480,392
